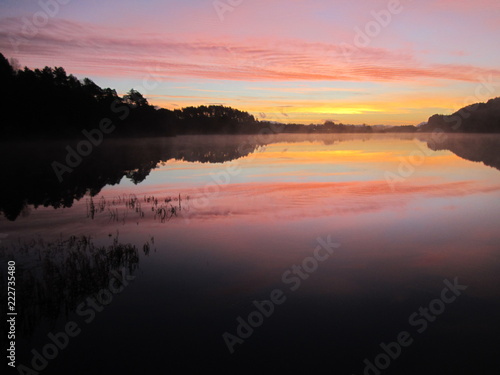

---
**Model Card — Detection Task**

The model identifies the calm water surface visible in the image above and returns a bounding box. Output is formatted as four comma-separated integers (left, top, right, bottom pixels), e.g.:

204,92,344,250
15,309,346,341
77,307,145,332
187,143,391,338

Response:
1,134,500,374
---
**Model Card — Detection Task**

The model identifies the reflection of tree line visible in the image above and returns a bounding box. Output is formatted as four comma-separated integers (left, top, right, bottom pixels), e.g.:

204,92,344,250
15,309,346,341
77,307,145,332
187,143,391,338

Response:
424,134,500,171
1,134,499,221
0,234,149,338
0,136,263,221
0,134,334,221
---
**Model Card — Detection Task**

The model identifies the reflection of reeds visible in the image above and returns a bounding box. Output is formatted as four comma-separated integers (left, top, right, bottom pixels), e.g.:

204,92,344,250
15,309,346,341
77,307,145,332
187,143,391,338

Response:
86,197,95,219
87,194,186,224
0,234,153,338
108,207,119,221
86,196,107,219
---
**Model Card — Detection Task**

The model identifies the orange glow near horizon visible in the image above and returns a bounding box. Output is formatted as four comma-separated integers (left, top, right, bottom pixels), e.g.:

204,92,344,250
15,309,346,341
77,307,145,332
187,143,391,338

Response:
152,93,479,125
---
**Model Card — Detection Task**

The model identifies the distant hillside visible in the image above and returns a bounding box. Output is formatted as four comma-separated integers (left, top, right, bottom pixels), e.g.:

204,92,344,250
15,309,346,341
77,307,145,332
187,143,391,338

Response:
421,97,500,133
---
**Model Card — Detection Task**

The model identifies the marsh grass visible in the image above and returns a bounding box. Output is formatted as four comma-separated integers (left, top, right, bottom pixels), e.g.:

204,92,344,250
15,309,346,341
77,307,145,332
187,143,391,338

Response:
0,233,154,337
86,193,187,224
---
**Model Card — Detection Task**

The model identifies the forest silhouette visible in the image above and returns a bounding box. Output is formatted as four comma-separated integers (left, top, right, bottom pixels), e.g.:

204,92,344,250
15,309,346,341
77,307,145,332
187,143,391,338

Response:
0,53,378,138
2,53,500,138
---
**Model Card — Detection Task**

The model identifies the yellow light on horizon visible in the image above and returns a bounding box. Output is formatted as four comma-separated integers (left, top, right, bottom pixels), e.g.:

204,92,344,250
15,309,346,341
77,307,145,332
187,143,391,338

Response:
305,107,386,115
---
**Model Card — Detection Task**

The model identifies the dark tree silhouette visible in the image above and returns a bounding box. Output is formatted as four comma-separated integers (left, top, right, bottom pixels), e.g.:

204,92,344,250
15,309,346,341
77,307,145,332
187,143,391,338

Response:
0,53,263,138
0,53,379,138
422,98,500,133
123,88,149,108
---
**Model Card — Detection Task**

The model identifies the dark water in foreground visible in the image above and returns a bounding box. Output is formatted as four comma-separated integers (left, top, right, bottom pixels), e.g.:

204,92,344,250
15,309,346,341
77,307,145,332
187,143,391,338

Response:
1,133,500,374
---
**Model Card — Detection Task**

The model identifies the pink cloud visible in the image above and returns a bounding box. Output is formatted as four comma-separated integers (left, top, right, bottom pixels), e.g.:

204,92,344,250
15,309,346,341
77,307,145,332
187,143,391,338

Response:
1,17,499,84
434,0,500,10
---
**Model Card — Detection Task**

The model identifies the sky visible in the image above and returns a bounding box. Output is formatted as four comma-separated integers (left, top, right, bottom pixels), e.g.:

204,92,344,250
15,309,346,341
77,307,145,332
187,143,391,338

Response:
1,0,500,125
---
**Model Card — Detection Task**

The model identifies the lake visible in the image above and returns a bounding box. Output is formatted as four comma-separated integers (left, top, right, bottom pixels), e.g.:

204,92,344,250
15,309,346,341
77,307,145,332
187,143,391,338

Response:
1,133,500,374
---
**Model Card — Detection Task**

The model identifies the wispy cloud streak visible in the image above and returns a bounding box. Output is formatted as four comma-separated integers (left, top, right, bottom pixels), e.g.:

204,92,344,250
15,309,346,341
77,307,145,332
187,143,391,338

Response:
1,18,499,83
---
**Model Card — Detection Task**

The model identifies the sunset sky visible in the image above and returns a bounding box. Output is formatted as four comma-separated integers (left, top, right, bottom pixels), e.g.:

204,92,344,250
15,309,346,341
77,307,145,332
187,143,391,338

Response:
1,0,500,125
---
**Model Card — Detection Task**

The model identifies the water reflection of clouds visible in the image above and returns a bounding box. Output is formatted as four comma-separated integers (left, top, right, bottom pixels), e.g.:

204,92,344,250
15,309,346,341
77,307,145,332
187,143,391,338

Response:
107,179,500,221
